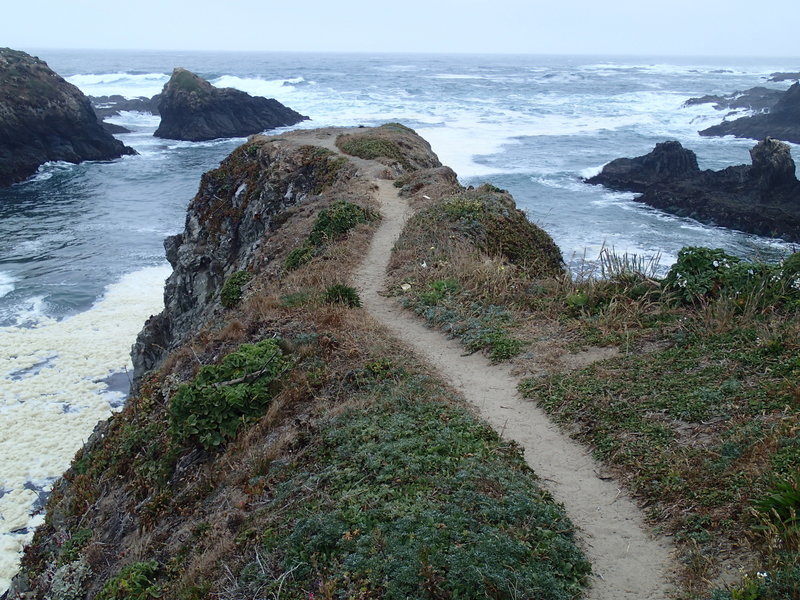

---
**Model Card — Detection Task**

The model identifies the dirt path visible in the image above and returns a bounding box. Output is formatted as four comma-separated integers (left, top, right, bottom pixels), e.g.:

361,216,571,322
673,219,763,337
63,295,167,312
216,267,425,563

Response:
355,177,675,600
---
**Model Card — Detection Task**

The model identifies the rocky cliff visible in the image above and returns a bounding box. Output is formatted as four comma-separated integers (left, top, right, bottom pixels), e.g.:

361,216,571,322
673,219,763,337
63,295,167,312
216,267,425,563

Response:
7,125,585,600
153,68,308,141
0,48,135,187
699,82,800,144
586,138,800,241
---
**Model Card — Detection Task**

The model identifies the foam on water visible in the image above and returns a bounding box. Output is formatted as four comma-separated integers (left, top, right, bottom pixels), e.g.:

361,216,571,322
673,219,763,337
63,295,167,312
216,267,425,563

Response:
0,274,14,299
210,75,306,99
0,265,170,593
66,72,169,98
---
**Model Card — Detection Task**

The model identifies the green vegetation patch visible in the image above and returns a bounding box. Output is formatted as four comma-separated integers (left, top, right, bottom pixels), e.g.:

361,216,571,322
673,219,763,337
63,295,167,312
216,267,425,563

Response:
169,339,289,449
407,279,525,362
170,69,207,94
322,283,362,307
284,199,377,271
220,270,253,308
336,134,411,170
412,186,564,278
237,376,590,599
97,560,161,600
665,246,800,309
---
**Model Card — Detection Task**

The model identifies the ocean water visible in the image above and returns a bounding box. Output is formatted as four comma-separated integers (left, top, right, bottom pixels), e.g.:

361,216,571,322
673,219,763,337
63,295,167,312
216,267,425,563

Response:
1,49,799,591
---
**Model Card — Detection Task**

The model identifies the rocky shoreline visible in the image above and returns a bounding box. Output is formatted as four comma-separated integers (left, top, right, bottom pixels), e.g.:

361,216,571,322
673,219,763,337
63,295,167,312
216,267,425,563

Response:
586,138,800,242
698,82,800,144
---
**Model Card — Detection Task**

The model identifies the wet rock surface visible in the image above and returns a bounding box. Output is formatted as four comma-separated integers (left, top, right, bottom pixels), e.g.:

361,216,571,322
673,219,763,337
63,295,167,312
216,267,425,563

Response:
153,68,308,141
0,48,135,187
586,138,800,241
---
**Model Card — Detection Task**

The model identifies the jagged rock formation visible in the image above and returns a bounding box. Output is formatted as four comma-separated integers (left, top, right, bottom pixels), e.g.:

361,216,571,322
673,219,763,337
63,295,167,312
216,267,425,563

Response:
768,71,800,82
700,82,800,143
153,68,308,141
586,138,800,241
684,86,784,113
0,48,135,187
89,94,161,118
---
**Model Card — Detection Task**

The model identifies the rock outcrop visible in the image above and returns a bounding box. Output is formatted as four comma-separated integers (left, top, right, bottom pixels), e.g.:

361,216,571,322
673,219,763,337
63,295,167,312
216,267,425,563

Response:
699,82,800,144
586,138,800,241
153,68,308,141
768,71,800,82
684,86,784,113
0,48,136,187
89,94,161,118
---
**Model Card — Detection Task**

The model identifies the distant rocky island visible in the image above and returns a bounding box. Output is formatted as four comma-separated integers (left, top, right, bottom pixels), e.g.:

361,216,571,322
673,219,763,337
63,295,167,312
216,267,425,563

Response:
153,68,308,141
696,82,800,144
0,48,135,187
586,138,800,242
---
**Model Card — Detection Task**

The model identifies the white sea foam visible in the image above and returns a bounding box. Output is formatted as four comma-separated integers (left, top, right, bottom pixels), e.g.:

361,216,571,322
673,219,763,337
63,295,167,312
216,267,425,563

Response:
0,274,15,299
210,75,303,99
0,264,170,593
66,72,169,98
579,164,605,179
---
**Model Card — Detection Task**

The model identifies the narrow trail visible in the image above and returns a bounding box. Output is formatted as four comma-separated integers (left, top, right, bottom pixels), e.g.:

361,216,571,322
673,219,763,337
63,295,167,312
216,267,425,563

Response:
354,176,675,599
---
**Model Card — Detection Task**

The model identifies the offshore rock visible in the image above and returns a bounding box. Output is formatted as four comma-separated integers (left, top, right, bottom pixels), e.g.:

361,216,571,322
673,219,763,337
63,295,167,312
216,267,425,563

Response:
0,48,135,187
586,139,800,242
700,82,800,144
89,93,161,118
585,140,699,193
684,86,784,113
768,71,800,82
153,68,308,141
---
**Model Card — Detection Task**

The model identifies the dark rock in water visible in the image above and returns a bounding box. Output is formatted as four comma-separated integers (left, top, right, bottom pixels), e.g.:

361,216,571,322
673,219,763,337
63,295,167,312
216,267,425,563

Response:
89,93,161,118
586,138,800,242
100,121,131,134
700,82,800,144
585,140,699,193
768,71,800,82
153,68,308,142
0,48,136,187
684,86,784,113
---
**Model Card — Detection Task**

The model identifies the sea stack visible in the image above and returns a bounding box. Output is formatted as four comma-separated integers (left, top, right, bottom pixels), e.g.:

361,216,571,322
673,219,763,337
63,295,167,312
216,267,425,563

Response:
0,47,135,187
586,138,800,242
153,68,308,142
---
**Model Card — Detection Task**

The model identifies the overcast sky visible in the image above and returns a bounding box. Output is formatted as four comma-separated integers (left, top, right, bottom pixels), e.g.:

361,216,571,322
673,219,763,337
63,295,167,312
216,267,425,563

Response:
3,0,798,56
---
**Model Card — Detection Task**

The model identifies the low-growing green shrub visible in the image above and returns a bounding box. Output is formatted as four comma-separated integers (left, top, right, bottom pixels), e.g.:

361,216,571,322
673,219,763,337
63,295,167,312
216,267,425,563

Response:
169,339,289,449
665,247,800,309
220,271,253,308
322,284,362,307
57,528,93,566
308,200,376,246
336,135,409,168
238,382,590,599
284,200,377,271
283,243,315,271
96,561,161,600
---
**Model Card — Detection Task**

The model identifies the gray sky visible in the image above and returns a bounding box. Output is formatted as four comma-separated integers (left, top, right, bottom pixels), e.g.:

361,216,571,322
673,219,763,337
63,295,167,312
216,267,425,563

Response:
3,0,798,56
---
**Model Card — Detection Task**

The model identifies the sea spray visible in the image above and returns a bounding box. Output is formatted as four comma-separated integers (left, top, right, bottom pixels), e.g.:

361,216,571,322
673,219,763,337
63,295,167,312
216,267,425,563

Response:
0,264,170,594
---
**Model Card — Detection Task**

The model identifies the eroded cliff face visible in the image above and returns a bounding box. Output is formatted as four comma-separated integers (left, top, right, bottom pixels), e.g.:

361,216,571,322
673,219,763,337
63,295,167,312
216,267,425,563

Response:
132,133,359,384
0,48,135,187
